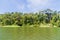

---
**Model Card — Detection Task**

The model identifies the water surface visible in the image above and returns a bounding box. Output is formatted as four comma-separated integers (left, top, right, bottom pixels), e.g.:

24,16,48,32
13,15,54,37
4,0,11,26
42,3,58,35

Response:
0,27,60,40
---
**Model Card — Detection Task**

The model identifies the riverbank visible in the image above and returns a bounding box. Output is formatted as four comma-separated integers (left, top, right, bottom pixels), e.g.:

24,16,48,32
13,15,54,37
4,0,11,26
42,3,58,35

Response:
1,23,57,27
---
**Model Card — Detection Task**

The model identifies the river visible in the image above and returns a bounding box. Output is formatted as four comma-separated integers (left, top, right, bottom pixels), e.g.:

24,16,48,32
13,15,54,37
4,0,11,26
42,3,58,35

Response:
0,27,60,40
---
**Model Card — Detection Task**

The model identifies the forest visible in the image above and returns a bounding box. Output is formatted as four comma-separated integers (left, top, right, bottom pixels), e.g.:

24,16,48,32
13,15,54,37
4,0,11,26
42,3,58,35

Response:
0,9,60,27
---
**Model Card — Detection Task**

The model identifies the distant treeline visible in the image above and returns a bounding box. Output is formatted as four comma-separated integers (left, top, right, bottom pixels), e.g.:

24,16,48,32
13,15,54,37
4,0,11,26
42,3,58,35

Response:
0,9,60,27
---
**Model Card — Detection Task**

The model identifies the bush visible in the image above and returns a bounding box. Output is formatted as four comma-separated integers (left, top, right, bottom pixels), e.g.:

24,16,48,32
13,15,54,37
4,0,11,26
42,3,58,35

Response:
4,19,14,25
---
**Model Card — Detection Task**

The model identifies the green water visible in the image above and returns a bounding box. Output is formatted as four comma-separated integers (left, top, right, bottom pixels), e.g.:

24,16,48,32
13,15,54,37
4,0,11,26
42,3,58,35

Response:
0,27,60,40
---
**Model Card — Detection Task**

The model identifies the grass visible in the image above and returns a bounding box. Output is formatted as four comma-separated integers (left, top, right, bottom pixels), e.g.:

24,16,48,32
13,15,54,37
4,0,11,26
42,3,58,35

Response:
1,23,57,27
2,25,20,27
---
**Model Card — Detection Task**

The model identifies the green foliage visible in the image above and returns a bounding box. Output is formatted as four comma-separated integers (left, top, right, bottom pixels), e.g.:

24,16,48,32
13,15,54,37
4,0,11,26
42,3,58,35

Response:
0,9,60,27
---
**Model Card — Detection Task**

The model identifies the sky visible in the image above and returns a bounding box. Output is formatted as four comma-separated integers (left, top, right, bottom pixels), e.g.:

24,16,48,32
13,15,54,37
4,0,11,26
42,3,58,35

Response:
0,0,60,13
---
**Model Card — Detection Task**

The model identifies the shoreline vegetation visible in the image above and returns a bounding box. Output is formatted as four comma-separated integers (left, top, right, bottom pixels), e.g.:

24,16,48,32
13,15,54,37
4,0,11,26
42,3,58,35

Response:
0,9,60,27
1,23,57,27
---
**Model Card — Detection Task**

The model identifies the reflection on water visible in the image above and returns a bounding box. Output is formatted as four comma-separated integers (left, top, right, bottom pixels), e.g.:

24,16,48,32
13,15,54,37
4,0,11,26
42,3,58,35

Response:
0,27,60,40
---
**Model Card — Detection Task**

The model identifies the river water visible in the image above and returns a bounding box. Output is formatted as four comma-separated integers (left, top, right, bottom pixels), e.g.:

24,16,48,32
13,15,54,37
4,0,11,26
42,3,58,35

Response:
0,27,60,40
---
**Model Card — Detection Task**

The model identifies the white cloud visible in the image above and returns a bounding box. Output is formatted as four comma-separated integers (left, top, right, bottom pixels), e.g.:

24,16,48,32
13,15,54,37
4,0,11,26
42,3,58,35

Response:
11,0,25,12
12,0,52,12
26,0,51,12
17,4,25,10
27,0,49,6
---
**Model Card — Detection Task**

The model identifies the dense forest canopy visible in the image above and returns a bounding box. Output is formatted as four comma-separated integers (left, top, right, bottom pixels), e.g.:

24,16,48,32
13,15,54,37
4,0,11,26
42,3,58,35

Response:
0,9,60,27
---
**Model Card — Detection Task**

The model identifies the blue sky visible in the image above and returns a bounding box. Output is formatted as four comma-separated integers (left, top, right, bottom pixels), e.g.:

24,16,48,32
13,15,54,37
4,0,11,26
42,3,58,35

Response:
0,0,60,13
